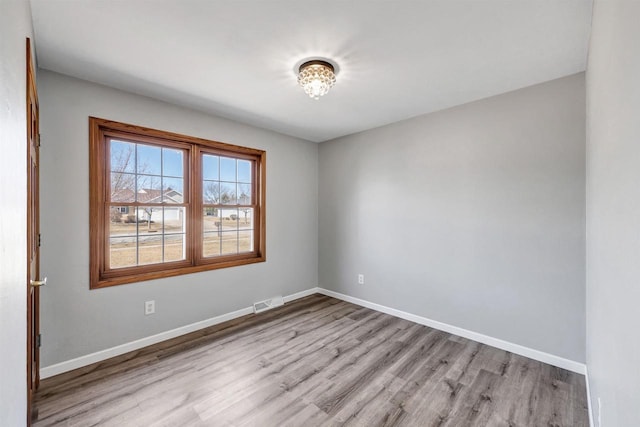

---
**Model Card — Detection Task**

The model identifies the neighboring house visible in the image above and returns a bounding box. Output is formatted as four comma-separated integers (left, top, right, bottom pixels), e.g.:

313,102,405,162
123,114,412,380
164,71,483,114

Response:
111,188,251,223
137,188,183,222
111,188,184,222
213,194,252,222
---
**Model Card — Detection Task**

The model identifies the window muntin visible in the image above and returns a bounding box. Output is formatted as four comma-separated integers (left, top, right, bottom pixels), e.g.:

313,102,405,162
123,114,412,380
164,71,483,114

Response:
90,117,265,289
108,139,188,270
201,154,255,258
108,205,187,269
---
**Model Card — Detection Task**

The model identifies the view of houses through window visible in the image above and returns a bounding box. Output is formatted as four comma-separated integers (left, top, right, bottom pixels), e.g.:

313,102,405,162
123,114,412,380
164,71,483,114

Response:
108,141,255,269
109,139,187,268
202,153,254,257
90,117,265,289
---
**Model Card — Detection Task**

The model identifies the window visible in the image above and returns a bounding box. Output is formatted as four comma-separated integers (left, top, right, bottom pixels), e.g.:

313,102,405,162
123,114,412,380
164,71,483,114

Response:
89,117,265,289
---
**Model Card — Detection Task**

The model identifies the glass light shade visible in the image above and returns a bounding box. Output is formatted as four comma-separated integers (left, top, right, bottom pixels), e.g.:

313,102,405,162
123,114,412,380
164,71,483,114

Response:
297,60,336,100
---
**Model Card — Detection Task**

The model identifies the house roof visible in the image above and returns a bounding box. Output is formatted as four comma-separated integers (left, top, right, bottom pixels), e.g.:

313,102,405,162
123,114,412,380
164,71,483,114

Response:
111,188,248,205
111,188,183,204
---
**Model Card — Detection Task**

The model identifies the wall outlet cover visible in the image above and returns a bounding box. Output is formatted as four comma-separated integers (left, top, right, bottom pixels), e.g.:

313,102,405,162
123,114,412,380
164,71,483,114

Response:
145,300,155,315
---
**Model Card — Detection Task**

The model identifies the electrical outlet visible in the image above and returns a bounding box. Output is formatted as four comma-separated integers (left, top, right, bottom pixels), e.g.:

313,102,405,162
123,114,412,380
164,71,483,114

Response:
358,274,364,285
145,300,155,315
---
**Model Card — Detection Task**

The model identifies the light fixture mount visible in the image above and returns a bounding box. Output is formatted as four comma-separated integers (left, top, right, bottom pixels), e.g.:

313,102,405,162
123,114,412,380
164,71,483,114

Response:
297,58,338,100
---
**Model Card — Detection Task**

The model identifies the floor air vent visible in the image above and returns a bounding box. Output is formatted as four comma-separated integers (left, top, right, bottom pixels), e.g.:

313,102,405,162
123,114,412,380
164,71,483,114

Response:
253,296,284,314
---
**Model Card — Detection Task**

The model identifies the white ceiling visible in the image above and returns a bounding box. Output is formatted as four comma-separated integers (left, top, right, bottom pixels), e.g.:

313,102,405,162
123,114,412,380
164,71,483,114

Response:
30,0,592,142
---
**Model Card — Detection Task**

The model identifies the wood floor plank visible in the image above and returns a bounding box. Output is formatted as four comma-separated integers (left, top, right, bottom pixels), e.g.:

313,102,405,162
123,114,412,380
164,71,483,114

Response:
442,368,504,427
490,354,543,426
334,372,407,426
33,294,588,426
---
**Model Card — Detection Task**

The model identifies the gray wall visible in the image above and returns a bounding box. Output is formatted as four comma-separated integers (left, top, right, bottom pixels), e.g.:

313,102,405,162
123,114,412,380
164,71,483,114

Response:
319,74,586,362
586,0,640,425
0,0,34,425
38,70,318,366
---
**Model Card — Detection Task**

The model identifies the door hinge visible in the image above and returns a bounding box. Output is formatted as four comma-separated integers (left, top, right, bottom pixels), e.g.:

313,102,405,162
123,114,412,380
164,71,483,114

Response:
38,234,41,247
36,334,41,348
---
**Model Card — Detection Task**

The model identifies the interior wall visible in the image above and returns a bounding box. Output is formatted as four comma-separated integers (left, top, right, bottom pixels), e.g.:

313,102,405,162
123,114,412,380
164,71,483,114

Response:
0,0,34,425
586,0,640,425
319,74,586,362
37,70,318,367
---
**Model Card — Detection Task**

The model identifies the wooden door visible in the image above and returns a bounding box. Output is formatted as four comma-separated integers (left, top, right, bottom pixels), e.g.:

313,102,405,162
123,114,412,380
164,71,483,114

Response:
26,37,42,425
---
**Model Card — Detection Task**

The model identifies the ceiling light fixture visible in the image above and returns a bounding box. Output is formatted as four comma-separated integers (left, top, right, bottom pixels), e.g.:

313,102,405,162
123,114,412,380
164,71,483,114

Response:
297,59,337,100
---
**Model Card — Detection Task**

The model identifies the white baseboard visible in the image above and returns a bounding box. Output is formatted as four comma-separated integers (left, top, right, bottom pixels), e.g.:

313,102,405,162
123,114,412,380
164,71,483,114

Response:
283,287,320,303
40,287,320,379
41,286,586,379
316,288,587,375
585,367,595,426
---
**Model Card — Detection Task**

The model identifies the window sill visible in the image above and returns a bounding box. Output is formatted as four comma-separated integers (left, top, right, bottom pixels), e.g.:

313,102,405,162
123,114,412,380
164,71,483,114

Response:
91,255,266,289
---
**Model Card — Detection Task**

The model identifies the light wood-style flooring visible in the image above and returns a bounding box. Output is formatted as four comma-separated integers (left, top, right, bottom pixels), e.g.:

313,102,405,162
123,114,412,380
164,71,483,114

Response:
33,294,589,426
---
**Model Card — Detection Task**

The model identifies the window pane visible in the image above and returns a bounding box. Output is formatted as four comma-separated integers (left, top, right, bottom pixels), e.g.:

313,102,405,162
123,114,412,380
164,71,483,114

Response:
203,154,219,180
163,177,184,203
203,209,221,233
111,172,136,202
138,235,163,265
162,147,183,177
220,157,236,181
237,183,251,205
203,180,220,204
203,209,239,257
238,208,253,230
110,237,137,268
134,206,160,233
239,230,253,253
110,140,136,173
164,207,185,234
203,232,221,257
164,234,185,262
109,206,137,269
220,208,239,231
109,207,137,237
137,144,161,175
220,182,237,204
220,231,238,255
136,175,162,202
238,160,251,183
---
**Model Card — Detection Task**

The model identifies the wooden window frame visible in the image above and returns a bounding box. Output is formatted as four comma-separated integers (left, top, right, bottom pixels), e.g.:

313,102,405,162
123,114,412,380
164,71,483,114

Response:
89,117,266,289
